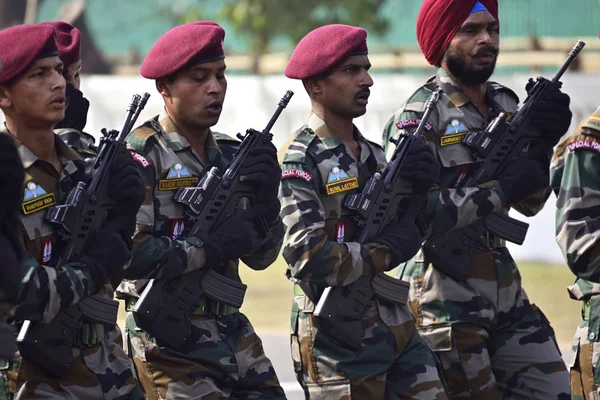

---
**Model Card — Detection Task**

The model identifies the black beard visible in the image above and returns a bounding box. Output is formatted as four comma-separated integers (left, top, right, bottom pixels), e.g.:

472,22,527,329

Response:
444,48,497,86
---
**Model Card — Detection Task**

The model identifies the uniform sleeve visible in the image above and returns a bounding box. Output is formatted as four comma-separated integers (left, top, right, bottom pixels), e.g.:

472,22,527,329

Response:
123,152,210,280
241,218,284,271
8,256,99,323
551,136,600,282
279,163,393,288
382,110,507,234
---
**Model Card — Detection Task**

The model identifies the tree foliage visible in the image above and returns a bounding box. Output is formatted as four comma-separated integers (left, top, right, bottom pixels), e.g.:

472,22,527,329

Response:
181,0,390,72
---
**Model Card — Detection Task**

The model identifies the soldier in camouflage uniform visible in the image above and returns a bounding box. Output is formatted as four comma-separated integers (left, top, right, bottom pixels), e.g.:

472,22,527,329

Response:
551,106,600,400
116,21,286,399
0,24,145,399
279,24,448,399
39,21,97,158
0,135,24,369
381,1,573,399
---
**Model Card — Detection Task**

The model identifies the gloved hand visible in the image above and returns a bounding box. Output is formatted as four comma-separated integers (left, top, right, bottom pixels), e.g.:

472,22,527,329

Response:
193,207,262,266
239,143,281,207
527,84,572,146
55,83,90,132
398,142,440,195
82,224,131,287
108,147,146,217
497,155,549,206
0,134,25,225
372,218,422,269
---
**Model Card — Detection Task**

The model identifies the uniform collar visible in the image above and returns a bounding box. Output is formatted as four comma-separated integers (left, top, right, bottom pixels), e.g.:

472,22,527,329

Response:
2,130,80,169
306,112,366,149
157,109,223,165
306,112,372,164
435,69,472,108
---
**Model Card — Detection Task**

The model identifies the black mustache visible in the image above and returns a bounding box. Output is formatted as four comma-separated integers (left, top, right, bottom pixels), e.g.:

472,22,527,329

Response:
356,89,370,98
474,46,499,57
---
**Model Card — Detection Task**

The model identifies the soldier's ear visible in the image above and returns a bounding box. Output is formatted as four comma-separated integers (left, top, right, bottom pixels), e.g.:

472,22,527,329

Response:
0,85,11,108
304,78,322,98
156,79,171,98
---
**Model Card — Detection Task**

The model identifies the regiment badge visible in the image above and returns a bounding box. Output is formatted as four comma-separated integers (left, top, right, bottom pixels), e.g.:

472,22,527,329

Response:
325,167,359,195
440,119,469,146
22,182,56,215
158,163,199,191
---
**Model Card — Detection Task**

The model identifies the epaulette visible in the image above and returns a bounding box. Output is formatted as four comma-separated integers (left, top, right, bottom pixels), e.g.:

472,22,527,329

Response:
365,138,385,152
279,126,316,165
125,118,161,155
213,131,240,144
488,81,520,105
402,82,438,113
213,131,240,162
581,105,600,136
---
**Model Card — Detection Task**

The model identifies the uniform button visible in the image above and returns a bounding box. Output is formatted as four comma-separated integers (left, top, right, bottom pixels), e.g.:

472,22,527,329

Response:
589,332,596,340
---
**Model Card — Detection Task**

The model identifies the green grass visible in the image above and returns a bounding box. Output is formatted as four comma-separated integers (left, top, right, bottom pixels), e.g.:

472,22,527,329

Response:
117,258,581,349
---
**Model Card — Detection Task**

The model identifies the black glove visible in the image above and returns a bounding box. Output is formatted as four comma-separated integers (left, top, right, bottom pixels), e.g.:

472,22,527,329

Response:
0,134,24,225
55,83,90,132
239,143,281,207
398,142,440,195
81,223,131,287
527,84,572,146
193,207,262,266
108,147,146,217
372,219,422,269
497,155,549,206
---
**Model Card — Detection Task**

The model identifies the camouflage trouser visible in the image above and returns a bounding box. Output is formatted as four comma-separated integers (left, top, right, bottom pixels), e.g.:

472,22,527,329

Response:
125,311,285,400
0,353,20,400
290,304,448,399
403,247,570,400
568,317,600,400
12,326,144,399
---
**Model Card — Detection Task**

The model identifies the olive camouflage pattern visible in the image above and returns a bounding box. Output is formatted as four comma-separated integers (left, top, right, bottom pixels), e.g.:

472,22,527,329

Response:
0,132,143,400
279,112,447,399
381,69,570,399
118,111,285,399
551,105,600,400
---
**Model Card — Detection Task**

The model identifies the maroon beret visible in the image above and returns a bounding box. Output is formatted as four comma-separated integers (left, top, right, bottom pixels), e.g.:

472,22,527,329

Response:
0,24,58,85
141,21,225,79
39,21,81,68
285,24,368,80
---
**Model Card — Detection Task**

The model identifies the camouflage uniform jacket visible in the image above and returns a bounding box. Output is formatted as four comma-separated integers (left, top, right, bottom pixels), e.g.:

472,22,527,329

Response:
381,69,550,254
551,105,600,337
279,112,410,322
2,131,111,324
2,131,140,400
117,110,283,300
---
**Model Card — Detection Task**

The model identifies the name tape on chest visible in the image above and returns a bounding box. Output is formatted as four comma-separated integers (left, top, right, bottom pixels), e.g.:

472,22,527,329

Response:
440,133,467,147
282,169,313,183
22,182,56,215
326,177,359,195
568,139,600,154
396,119,432,131
130,151,152,168
158,177,199,191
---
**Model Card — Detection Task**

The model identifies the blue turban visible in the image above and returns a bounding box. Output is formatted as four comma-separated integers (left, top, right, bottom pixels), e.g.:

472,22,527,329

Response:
471,1,489,13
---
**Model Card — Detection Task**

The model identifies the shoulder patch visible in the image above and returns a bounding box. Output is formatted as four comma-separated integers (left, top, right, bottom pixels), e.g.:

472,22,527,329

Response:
567,137,600,154
396,119,433,131
130,151,152,168
282,168,313,183
488,81,520,105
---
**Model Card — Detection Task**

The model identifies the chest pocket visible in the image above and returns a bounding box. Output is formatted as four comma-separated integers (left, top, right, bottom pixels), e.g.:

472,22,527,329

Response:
437,137,477,187
20,208,55,260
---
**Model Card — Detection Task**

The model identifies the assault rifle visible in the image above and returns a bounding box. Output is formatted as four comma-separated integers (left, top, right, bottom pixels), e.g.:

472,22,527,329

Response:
132,90,294,349
17,93,150,377
312,91,442,350
422,40,585,281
